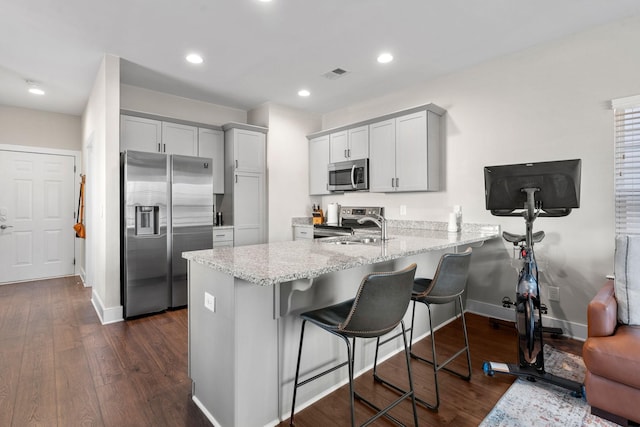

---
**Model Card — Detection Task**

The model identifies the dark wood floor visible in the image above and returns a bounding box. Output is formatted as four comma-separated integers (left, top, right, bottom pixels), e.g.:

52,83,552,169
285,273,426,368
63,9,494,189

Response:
0,276,583,427
0,276,210,427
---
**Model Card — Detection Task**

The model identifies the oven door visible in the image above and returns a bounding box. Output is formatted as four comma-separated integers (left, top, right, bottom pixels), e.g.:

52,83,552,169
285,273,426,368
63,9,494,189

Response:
328,159,368,191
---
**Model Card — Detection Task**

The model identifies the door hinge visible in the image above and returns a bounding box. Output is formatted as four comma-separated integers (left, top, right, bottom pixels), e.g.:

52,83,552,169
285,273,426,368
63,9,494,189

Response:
74,165,76,173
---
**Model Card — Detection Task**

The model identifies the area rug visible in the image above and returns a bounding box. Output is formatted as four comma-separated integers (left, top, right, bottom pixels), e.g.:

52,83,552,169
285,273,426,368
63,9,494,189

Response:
479,345,618,427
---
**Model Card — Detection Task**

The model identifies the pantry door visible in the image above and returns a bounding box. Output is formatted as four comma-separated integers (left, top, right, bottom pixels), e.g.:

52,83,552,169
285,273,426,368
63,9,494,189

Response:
0,150,76,283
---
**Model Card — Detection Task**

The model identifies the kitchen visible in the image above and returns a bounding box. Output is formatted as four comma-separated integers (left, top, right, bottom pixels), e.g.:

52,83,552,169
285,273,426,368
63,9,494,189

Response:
1,1,640,426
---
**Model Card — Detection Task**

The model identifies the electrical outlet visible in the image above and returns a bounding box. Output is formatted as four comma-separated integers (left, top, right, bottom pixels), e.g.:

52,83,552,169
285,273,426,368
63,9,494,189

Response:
204,291,216,312
548,286,560,302
400,205,407,216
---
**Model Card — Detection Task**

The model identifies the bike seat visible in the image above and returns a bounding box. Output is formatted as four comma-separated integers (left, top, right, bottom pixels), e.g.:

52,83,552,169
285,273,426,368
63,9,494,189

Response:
502,230,545,244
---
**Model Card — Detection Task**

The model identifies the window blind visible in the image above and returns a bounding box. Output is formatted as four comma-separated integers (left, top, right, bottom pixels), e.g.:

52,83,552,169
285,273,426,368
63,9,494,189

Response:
615,103,640,235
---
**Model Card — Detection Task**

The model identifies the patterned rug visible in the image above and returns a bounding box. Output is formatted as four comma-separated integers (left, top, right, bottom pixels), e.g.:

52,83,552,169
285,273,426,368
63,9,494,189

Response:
479,345,617,427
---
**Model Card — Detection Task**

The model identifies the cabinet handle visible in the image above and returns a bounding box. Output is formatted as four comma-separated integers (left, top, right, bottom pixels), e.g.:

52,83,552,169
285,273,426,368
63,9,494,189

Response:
235,175,238,183
344,149,348,158
395,177,399,188
215,234,225,237
391,178,395,188
163,144,166,153
158,143,161,152
348,148,351,158
235,160,238,168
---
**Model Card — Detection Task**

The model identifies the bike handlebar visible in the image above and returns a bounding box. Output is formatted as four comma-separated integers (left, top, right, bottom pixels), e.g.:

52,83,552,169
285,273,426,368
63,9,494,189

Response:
490,208,572,217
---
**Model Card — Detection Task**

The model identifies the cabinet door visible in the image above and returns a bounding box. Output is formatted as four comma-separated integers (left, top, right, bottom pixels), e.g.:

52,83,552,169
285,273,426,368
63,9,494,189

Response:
293,226,313,240
162,122,198,156
369,119,396,192
233,172,265,246
120,115,162,153
395,111,428,192
329,131,348,163
348,125,369,160
232,129,266,173
198,128,224,194
309,135,330,195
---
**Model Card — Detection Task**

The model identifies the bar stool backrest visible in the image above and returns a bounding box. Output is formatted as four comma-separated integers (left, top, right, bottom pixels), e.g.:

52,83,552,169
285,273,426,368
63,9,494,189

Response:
415,248,472,303
338,263,417,338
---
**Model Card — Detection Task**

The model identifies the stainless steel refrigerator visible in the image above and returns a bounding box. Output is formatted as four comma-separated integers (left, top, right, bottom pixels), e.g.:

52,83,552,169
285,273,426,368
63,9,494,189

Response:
121,151,213,318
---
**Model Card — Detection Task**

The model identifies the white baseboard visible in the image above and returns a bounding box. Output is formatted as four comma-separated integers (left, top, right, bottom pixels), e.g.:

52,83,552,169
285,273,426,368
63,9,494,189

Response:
192,396,223,427
91,289,124,325
465,298,587,341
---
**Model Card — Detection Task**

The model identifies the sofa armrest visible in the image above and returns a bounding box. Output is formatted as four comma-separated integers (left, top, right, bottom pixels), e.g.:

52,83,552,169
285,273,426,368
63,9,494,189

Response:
587,280,618,337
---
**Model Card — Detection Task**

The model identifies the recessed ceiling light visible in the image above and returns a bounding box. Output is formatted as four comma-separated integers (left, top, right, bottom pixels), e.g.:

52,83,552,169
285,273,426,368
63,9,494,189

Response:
26,80,45,95
258,0,272,2
28,87,45,95
298,89,310,97
377,53,394,64
186,53,203,64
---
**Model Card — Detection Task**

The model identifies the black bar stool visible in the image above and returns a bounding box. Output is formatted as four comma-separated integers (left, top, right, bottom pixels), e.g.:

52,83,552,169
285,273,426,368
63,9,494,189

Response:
289,263,419,427
373,248,473,411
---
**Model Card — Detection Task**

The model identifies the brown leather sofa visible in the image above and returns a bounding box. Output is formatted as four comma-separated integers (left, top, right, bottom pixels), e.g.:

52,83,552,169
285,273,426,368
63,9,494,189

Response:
583,280,640,426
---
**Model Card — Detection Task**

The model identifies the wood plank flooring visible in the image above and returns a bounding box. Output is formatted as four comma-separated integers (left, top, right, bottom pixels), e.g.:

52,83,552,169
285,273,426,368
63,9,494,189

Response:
0,276,210,427
0,276,583,426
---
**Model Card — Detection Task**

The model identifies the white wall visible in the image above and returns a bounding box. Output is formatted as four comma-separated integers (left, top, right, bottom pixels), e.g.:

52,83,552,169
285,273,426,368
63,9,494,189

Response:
120,84,246,125
315,15,640,328
82,54,122,324
249,103,321,242
0,106,81,150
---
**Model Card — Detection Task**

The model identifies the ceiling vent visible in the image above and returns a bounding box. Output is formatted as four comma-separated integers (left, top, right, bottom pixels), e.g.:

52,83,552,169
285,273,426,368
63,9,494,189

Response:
322,68,349,80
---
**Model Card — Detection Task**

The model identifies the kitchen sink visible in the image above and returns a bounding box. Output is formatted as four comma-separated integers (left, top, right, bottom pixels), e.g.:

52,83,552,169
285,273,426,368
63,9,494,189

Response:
320,236,382,245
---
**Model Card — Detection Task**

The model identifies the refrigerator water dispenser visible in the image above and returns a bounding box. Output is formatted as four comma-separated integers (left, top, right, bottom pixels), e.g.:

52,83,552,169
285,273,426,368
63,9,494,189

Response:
136,206,159,236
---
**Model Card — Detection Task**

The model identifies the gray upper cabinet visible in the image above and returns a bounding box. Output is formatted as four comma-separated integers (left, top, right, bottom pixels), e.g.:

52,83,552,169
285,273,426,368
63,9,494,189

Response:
120,115,162,153
309,135,330,195
369,119,396,192
230,128,266,173
198,128,224,194
120,114,215,158
329,125,369,163
162,122,198,156
369,109,441,192
306,103,444,195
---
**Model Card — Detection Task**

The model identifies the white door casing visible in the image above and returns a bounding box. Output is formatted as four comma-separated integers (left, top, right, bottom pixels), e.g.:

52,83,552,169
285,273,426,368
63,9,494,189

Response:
0,150,76,283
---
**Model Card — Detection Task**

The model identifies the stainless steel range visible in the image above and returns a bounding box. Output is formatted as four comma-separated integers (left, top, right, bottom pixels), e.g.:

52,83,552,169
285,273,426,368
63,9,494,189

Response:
313,206,384,238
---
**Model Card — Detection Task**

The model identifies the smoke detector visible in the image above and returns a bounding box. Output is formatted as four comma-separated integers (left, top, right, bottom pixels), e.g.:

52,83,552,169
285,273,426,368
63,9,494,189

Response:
322,68,349,80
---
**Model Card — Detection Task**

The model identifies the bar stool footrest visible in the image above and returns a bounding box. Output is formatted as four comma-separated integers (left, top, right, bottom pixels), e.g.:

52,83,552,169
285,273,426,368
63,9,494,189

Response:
354,390,415,426
373,372,438,411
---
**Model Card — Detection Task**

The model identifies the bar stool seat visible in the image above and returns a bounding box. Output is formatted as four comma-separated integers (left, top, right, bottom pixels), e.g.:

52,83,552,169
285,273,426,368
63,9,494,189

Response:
373,248,473,411
289,263,419,427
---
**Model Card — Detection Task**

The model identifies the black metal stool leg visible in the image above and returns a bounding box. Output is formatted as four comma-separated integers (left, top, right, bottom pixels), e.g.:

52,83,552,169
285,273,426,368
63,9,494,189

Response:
290,320,307,426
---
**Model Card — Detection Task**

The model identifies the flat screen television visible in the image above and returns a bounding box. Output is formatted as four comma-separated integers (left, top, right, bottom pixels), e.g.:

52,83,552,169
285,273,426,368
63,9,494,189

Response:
484,159,581,214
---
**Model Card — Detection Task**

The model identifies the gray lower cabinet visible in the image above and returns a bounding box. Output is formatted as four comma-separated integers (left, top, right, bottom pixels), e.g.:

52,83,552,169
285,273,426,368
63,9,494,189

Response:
212,228,234,247
293,225,313,240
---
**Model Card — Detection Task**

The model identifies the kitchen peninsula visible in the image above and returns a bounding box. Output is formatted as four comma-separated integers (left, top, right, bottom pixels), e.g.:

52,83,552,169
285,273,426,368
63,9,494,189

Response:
183,222,499,427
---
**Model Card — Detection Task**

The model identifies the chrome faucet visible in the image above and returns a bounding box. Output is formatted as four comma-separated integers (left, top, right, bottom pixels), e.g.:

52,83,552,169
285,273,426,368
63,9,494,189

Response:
357,214,388,241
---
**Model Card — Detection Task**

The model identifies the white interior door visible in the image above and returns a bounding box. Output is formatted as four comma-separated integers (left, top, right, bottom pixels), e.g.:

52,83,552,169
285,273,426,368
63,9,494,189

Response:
0,150,75,283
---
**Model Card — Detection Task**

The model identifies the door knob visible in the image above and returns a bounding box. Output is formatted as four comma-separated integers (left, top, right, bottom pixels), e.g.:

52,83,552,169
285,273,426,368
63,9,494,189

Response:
0,225,13,230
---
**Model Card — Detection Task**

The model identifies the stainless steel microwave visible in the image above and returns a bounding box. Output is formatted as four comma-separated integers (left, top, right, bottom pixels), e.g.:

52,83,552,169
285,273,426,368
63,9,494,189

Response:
328,158,369,191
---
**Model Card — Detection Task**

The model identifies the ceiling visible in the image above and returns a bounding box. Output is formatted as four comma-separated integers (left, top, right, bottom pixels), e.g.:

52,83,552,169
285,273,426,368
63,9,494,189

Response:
2,0,640,117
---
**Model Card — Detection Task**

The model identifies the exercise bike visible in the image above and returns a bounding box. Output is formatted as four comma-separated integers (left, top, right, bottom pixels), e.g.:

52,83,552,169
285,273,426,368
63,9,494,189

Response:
481,160,583,396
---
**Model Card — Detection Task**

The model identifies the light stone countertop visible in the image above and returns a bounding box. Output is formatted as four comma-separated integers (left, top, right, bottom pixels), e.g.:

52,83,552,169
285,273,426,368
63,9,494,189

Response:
184,224,500,286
